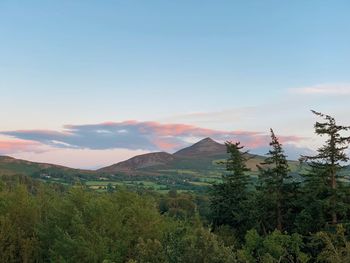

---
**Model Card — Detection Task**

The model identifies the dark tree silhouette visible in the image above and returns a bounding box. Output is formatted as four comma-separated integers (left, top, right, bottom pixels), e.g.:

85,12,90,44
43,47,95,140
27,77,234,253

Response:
301,110,350,225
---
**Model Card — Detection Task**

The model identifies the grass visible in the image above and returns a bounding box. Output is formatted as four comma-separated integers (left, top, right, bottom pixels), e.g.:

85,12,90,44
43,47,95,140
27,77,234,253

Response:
85,180,168,191
190,181,211,186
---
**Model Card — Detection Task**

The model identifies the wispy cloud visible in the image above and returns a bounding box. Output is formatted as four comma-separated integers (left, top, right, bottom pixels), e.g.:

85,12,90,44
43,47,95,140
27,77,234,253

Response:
290,83,350,95
0,139,44,154
1,121,304,152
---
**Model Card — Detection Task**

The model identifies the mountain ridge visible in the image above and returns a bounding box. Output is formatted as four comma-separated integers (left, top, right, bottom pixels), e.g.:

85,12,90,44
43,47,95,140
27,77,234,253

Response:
0,138,308,179
98,137,228,174
97,137,268,175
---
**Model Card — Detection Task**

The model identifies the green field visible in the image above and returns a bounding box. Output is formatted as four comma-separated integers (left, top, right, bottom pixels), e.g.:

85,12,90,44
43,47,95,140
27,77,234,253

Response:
85,180,168,191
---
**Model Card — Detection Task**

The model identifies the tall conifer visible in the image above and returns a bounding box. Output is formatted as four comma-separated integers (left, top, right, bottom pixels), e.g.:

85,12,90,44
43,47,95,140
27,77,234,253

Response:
257,129,292,231
210,142,252,236
301,110,350,225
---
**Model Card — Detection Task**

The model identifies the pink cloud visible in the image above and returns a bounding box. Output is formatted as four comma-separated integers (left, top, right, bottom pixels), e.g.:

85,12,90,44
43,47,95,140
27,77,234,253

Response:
145,122,216,137
0,139,43,154
152,138,179,151
1,121,304,152
140,121,262,138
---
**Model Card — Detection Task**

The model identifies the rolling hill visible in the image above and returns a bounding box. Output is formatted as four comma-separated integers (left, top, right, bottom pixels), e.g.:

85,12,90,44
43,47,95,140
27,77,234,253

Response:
98,137,297,177
0,156,96,181
0,138,348,191
100,152,176,173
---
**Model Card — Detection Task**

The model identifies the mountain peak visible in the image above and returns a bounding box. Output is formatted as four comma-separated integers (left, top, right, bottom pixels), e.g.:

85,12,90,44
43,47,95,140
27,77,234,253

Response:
174,137,226,158
197,137,216,144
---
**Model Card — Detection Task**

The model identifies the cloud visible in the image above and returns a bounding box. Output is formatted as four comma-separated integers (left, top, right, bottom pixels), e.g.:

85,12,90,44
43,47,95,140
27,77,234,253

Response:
290,83,350,95
1,121,304,152
0,139,44,154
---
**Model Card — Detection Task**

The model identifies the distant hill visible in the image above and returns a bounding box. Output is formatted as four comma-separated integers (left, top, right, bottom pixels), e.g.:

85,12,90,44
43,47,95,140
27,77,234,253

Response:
100,152,176,173
98,137,299,177
0,138,305,182
0,156,96,181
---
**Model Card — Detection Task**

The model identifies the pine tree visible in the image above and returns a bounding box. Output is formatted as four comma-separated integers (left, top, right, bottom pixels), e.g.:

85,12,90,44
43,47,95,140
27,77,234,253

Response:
301,110,350,226
210,142,252,237
224,142,251,190
257,129,293,231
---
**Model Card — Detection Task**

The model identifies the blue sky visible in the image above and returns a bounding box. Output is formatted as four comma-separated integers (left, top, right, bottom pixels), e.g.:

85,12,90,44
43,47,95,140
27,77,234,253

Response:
0,1,349,168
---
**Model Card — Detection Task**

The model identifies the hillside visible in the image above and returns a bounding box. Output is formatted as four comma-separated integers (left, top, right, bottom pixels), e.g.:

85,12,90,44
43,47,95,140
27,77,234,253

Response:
100,152,175,173
173,137,226,157
0,156,96,182
0,137,309,190
98,138,300,178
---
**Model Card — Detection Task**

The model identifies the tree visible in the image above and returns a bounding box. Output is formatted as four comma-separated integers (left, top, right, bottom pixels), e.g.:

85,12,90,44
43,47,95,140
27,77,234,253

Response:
237,229,309,263
300,110,350,226
0,185,40,263
159,192,196,220
315,224,350,263
257,129,294,231
210,142,253,237
106,183,115,193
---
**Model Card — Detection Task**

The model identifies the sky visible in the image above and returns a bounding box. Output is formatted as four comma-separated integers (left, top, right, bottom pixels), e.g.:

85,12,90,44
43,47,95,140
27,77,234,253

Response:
0,0,350,169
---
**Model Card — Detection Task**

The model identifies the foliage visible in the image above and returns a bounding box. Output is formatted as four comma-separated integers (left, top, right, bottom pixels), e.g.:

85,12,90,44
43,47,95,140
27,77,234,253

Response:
210,142,255,238
257,129,298,232
159,191,196,220
315,225,350,263
297,111,350,231
0,175,234,263
237,229,309,263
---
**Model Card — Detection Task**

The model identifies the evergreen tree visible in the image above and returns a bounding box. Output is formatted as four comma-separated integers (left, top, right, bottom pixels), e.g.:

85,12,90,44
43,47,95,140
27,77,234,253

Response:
300,110,350,226
257,129,293,231
210,142,252,237
224,141,251,190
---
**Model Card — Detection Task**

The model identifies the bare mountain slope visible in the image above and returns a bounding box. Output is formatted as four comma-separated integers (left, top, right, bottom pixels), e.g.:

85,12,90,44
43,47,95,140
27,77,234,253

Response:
174,137,226,158
99,152,175,173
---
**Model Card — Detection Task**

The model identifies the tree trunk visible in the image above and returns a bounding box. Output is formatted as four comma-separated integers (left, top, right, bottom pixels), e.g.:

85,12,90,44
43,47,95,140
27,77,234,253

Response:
331,166,337,225
277,199,282,231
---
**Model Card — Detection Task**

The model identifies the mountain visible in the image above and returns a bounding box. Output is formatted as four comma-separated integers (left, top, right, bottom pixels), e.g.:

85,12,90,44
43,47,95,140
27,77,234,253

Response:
174,137,226,158
0,138,304,182
100,152,175,174
98,138,271,176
